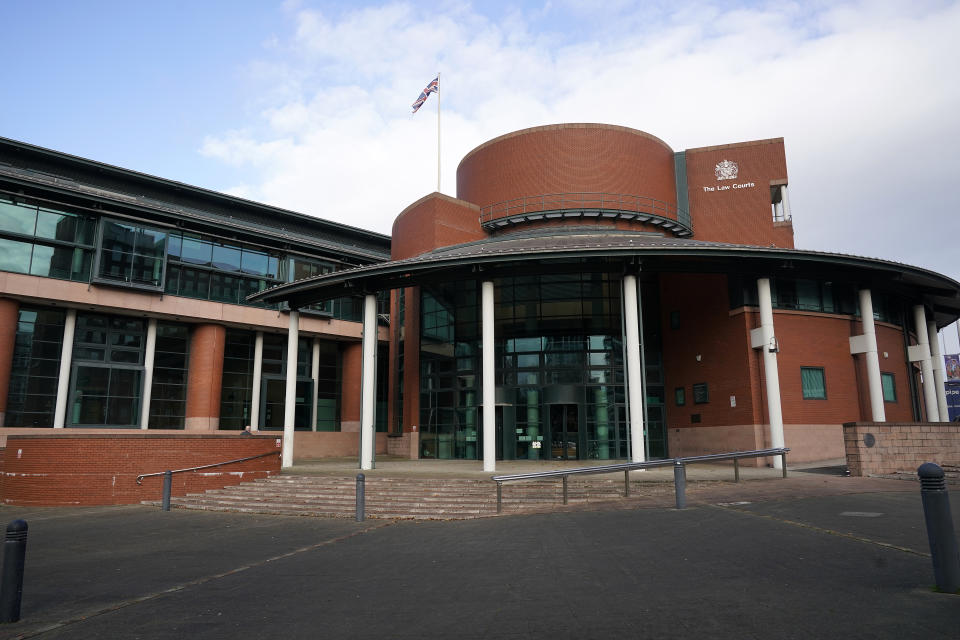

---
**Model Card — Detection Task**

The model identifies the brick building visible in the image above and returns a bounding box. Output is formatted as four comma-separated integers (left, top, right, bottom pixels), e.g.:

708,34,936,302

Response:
254,123,960,472
1,123,958,497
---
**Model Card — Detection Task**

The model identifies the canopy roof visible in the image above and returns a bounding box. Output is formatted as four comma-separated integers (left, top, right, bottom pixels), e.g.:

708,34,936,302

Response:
250,228,960,328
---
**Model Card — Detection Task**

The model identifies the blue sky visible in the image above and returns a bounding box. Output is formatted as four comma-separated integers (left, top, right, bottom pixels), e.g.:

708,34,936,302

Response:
3,1,960,347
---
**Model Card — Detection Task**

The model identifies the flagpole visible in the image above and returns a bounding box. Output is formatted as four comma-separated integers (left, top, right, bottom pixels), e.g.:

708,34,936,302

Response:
437,71,441,193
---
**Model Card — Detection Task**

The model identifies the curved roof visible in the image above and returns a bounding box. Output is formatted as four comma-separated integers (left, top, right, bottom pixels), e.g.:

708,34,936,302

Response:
251,228,960,327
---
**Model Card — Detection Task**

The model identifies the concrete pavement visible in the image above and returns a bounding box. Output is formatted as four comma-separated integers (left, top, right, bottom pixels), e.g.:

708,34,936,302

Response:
0,470,956,639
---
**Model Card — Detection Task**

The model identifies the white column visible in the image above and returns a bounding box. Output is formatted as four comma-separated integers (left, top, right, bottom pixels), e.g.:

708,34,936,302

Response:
282,311,299,469
780,184,792,220
481,280,496,472
757,278,785,467
623,274,646,463
856,290,886,422
928,320,949,421
310,337,320,432
53,308,76,428
360,294,378,470
139,318,158,429
250,331,263,430
913,305,940,422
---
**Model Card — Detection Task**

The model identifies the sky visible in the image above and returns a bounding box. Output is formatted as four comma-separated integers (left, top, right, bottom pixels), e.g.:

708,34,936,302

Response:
2,0,960,348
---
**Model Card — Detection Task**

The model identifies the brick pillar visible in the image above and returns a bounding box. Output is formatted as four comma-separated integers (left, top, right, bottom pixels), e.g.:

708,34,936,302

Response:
0,298,20,426
340,341,363,432
185,324,226,431
403,287,421,432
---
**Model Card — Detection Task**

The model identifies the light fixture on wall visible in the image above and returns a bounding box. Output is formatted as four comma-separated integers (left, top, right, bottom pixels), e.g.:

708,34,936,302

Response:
695,354,702,362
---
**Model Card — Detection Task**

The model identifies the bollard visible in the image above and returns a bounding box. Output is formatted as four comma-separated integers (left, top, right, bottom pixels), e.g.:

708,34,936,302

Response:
356,473,366,522
161,470,172,512
0,519,27,623
917,463,960,593
674,461,687,510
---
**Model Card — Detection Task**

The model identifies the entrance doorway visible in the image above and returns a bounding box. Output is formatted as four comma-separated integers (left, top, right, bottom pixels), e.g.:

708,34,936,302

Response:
259,376,313,430
549,403,580,460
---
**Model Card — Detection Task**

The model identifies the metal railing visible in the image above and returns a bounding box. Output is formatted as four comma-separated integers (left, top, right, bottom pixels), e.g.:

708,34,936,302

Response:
492,447,789,514
478,192,685,226
135,451,280,485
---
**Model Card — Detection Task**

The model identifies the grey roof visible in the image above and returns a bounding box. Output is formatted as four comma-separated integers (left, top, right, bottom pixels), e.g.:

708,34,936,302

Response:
250,228,960,326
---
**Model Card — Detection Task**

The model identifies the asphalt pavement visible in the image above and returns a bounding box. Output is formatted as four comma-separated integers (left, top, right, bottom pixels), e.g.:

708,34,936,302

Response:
0,476,957,639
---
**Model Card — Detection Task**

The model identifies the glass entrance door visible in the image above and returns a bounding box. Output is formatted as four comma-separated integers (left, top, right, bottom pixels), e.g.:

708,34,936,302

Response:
549,403,579,460
259,376,313,430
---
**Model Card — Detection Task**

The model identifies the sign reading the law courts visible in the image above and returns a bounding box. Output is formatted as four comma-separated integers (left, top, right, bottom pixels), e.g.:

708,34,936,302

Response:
701,159,756,193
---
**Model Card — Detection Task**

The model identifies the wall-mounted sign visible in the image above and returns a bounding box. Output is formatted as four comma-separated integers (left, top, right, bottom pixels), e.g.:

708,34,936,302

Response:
946,354,960,381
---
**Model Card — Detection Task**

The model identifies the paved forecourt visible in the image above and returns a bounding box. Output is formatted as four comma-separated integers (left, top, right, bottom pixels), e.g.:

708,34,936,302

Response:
0,472,957,639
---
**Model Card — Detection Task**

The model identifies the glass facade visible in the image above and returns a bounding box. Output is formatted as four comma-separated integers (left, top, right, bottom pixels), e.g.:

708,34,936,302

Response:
149,323,190,428
5,308,65,427
418,273,665,461
0,196,95,283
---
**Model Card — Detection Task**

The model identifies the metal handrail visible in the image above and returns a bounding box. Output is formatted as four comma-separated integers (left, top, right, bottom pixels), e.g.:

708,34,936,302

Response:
135,451,280,485
492,447,790,513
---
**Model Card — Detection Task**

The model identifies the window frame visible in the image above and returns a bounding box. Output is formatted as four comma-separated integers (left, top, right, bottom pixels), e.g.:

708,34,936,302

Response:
692,382,709,404
881,372,897,403
92,217,169,292
800,366,827,400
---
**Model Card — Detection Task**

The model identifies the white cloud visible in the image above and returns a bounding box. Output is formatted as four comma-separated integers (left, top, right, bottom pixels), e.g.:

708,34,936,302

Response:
200,0,960,294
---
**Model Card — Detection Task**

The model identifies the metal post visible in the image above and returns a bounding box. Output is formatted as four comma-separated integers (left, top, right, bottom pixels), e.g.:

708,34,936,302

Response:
734,458,740,483
781,452,788,478
0,520,27,623
356,473,366,522
496,482,502,514
562,475,568,505
918,463,960,592
674,461,687,510
162,470,172,511
624,470,630,497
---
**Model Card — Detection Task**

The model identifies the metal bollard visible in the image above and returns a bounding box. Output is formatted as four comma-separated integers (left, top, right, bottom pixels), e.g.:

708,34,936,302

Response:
674,461,687,510
0,519,28,623
918,463,960,593
161,470,172,512
356,473,366,522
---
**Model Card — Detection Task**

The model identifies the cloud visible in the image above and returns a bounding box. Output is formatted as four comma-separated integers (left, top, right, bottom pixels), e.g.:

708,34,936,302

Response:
200,0,960,292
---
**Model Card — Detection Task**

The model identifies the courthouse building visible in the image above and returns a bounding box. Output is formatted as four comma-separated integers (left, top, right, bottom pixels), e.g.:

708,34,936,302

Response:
1,124,959,475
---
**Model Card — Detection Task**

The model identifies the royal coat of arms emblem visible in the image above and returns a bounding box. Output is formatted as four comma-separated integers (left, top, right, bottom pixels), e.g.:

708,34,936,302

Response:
715,159,738,180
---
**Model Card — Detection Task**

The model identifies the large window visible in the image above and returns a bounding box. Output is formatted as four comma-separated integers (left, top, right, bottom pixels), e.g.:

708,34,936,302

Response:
149,323,190,428
165,232,282,306
5,307,65,427
801,367,827,400
220,330,257,430
94,219,167,289
0,196,96,283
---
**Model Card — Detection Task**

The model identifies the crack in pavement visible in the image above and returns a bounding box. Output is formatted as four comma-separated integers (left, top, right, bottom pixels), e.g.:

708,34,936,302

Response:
8,520,396,639
709,503,930,558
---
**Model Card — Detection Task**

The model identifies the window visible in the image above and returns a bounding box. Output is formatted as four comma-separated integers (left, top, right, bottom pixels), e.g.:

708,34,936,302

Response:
149,323,190,428
94,219,167,290
674,387,686,406
881,372,897,403
801,367,827,399
0,196,96,283
692,382,709,404
5,307,65,427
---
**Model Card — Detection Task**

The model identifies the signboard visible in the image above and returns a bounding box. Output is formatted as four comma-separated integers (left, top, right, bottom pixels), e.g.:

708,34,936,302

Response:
945,380,960,422
945,354,960,381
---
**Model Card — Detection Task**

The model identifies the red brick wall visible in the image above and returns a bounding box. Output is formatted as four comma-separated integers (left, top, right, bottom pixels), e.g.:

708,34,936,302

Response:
0,298,19,423
185,323,226,429
340,342,363,429
844,422,960,476
684,138,794,247
457,124,677,217
391,193,485,259
0,434,281,506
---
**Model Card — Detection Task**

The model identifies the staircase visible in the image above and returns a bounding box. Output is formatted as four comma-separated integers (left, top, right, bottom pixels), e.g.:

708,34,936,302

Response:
159,475,648,519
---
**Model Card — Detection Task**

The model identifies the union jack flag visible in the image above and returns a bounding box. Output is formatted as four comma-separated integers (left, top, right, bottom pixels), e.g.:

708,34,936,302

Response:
411,75,439,113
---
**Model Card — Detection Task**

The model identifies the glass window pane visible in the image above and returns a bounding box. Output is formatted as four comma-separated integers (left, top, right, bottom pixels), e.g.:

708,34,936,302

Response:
0,199,37,235
131,255,162,286
240,250,270,276
35,209,77,242
0,237,33,274
801,367,826,399
179,267,210,298
212,243,242,272
98,248,131,280
101,220,137,253
210,272,240,303
881,373,896,402
136,228,167,258
180,236,212,266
